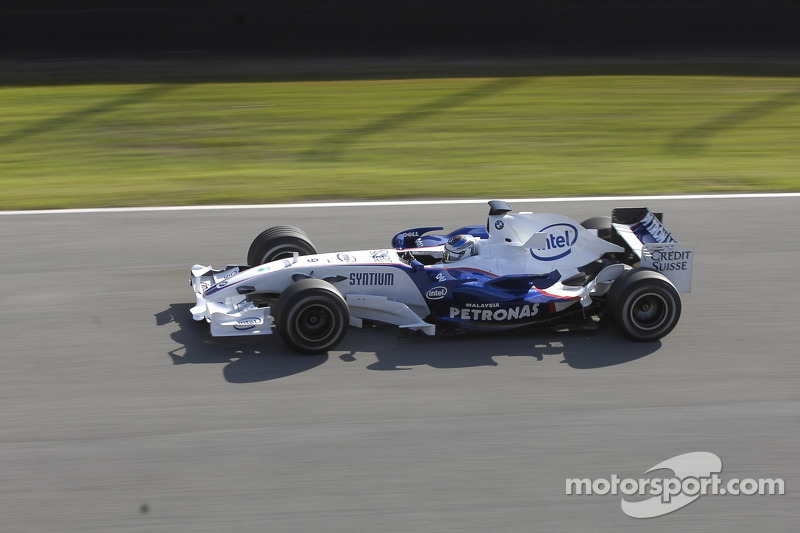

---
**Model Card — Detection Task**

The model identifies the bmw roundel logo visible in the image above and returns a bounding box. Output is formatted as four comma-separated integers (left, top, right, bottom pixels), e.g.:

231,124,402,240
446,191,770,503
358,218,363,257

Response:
495,220,504,230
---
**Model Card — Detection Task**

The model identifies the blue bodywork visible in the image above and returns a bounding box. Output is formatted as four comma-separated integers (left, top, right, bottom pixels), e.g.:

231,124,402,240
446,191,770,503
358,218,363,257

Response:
408,265,577,331
391,225,489,250
391,226,580,331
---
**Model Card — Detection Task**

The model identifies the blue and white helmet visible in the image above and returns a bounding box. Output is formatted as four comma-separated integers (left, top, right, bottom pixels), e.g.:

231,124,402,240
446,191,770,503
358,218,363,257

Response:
443,234,477,263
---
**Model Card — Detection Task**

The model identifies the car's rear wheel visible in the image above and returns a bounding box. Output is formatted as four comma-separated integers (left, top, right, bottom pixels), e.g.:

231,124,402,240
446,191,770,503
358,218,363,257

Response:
274,279,349,354
580,216,612,242
247,226,317,266
606,268,681,341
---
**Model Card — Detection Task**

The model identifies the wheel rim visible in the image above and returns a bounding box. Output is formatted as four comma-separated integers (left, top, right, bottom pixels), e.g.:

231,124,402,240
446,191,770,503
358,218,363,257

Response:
627,291,670,331
295,303,337,344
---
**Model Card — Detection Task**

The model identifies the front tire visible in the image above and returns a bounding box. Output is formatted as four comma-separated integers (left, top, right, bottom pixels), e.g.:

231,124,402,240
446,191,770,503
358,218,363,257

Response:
606,268,681,342
274,279,349,354
247,226,317,266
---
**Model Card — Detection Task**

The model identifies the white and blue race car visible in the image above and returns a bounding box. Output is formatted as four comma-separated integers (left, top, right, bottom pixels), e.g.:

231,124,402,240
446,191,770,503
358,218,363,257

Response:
190,201,692,353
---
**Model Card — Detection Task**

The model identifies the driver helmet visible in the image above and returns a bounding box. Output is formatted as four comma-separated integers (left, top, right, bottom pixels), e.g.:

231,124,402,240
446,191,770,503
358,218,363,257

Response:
443,234,477,263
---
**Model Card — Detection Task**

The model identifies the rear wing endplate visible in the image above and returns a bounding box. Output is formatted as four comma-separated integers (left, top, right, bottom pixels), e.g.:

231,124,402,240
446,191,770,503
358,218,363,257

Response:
612,208,693,293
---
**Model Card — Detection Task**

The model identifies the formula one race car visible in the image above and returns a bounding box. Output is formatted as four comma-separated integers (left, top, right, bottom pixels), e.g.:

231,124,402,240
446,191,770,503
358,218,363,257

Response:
190,201,692,354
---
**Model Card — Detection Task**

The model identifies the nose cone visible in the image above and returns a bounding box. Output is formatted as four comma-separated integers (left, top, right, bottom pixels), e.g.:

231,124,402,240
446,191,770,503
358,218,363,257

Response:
202,268,250,298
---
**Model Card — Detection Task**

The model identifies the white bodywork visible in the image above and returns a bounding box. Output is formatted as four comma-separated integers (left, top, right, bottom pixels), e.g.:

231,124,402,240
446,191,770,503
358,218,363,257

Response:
191,248,433,337
482,210,623,279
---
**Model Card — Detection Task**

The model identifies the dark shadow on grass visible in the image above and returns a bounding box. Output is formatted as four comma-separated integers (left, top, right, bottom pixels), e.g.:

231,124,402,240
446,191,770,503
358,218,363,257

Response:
0,84,181,145
304,77,527,161
158,303,658,383
667,87,800,154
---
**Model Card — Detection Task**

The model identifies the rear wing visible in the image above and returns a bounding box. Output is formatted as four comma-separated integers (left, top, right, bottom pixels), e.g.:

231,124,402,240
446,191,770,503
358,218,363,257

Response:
611,208,693,293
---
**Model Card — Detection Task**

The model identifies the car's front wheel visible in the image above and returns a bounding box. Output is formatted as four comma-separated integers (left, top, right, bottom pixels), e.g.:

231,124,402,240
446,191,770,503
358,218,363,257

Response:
247,225,317,266
274,279,349,354
606,268,682,341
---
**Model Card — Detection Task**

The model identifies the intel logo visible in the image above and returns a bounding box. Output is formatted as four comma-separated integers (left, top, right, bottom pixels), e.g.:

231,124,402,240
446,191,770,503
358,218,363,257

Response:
234,317,262,330
426,286,448,300
529,223,579,261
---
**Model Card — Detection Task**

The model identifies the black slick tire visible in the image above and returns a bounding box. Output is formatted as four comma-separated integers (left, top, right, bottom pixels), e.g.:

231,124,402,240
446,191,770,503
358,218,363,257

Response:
273,279,349,354
580,216,613,242
606,268,682,342
247,226,317,266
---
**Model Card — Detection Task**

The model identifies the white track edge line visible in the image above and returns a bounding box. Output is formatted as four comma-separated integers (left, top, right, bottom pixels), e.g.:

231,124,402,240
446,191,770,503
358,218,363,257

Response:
1,192,799,216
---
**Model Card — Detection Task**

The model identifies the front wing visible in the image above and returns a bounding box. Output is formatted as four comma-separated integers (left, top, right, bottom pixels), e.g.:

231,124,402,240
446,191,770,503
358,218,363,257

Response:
190,265,272,337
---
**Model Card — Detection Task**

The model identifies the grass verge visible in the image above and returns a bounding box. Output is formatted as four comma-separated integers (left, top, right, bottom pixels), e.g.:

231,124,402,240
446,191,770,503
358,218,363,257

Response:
2,59,799,210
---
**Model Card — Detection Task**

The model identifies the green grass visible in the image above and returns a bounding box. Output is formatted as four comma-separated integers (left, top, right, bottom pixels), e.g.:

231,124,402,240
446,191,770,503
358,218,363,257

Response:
2,64,800,210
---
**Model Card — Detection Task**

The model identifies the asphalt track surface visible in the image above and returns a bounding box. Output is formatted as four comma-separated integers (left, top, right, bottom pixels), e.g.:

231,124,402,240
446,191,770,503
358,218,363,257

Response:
1,196,797,532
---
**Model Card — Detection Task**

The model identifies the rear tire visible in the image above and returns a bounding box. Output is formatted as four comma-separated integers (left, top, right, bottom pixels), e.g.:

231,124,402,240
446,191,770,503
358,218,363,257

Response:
606,268,681,341
274,279,349,354
580,216,612,241
247,226,317,266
